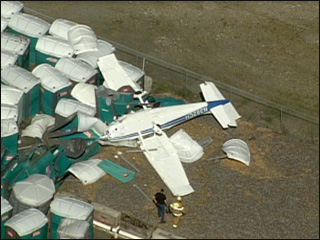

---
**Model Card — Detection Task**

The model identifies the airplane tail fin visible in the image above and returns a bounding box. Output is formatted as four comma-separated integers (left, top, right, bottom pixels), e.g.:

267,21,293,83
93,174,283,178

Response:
200,81,241,128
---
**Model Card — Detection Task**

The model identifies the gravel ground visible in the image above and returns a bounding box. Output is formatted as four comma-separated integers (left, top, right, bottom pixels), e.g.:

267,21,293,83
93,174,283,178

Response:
59,116,319,239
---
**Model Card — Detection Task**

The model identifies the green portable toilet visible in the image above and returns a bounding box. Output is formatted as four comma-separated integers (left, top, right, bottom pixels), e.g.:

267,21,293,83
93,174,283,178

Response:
96,85,134,123
9,174,55,215
1,85,24,125
55,98,96,118
1,197,13,239
1,16,10,33
35,35,74,66
49,18,77,41
58,219,90,239
76,39,115,85
119,60,145,90
5,208,48,239
8,13,50,68
1,50,18,70
50,197,94,239
32,64,72,115
1,119,19,153
1,1,24,19
1,104,19,124
1,32,30,69
55,57,99,86
1,66,41,120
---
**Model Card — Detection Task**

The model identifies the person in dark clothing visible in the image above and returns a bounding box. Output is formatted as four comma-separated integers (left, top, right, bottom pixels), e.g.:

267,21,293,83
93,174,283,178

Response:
154,188,167,223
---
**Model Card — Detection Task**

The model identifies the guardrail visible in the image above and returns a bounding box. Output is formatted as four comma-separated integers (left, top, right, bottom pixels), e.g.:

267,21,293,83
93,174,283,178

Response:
25,7,319,144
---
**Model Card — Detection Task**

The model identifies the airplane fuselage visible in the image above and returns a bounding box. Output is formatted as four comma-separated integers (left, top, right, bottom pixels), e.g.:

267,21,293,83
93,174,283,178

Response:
104,100,229,141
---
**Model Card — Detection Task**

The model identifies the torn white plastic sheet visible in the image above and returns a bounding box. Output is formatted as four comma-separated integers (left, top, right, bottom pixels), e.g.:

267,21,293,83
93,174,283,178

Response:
21,114,55,139
169,129,204,163
71,83,97,108
222,139,251,166
200,81,241,128
68,159,106,185
97,54,142,93
68,25,98,54
140,131,194,196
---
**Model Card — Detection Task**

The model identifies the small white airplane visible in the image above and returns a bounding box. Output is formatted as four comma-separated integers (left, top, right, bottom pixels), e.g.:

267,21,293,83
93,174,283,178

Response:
98,81,241,197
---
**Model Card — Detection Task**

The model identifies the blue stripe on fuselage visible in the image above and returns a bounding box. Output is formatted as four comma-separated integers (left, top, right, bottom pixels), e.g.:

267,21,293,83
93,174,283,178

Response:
109,100,230,141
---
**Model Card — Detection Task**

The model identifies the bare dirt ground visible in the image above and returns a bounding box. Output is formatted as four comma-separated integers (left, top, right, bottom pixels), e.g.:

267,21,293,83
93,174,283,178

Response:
22,1,319,115
20,1,319,239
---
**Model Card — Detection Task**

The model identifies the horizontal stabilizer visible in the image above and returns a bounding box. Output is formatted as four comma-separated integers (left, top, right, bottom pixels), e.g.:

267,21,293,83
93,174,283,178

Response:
200,81,241,128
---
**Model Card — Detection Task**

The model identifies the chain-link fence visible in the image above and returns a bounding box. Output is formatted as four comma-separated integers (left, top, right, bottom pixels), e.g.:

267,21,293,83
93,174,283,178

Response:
25,8,320,145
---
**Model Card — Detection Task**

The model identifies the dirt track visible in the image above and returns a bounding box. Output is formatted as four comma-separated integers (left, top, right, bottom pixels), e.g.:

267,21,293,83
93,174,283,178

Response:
19,1,319,239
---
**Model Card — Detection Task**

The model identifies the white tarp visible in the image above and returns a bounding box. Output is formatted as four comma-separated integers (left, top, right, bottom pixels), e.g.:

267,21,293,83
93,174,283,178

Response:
169,129,204,163
140,131,194,196
49,18,77,41
21,114,55,139
68,159,106,185
98,54,142,93
200,81,241,128
32,64,71,92
222,139,251,166
68,25,98,54
55,98,96,118
71,83,97,108
8,13,50,38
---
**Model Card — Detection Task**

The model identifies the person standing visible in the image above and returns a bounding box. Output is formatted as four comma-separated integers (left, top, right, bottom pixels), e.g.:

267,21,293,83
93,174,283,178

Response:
154,188,167,223
170,196,185,228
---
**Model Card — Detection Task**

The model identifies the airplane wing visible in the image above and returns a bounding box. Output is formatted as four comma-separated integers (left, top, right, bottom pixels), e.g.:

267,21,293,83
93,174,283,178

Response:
200,81,241,128
97,54,142,93
139,131,194,197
